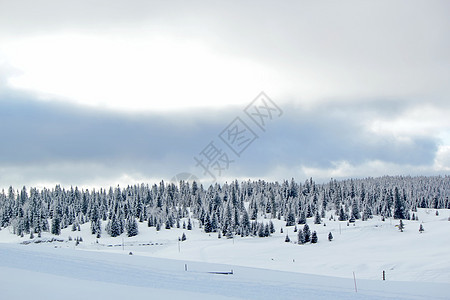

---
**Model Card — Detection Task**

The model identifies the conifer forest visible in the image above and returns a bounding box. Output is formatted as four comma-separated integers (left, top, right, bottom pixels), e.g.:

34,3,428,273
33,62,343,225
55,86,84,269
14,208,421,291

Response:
1,175,448,239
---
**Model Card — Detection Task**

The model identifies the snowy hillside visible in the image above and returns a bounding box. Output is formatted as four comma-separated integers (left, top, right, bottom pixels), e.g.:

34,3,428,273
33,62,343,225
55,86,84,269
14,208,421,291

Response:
1,208,449,299
0,239,448,300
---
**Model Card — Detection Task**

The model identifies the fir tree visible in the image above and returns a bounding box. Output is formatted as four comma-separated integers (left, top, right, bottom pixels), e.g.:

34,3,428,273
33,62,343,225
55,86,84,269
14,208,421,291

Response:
204,215,212,233
126,218,139,237
351,199,360,220
328,232,333,241
258,223,265,237
264,224,270,237
298,211,307,224
286,211,295,226
394,187,406,219
303,224,311,243
297,230,305,244
314,210,321,224
338,206,347,221
311,231,318,243
269,220,275,234
419,224,424,233
51,214,61,235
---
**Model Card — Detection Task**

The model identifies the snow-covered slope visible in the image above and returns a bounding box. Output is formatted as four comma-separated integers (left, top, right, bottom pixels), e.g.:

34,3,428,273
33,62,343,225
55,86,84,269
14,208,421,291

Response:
0,243,447,300
0,208,449,299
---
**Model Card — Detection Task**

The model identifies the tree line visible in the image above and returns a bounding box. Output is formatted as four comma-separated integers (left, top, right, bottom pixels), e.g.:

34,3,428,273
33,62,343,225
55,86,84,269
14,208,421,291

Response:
0,175,448,238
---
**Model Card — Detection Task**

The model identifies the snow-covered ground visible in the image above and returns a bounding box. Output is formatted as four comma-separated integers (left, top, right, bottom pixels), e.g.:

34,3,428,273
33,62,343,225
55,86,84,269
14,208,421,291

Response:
1,208,449,299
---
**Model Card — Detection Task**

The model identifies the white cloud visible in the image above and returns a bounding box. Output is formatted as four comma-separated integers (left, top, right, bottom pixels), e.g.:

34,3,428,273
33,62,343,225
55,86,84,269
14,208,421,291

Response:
1,1,448,112
368,104,450,140
434,146,450,172
3,33,282,111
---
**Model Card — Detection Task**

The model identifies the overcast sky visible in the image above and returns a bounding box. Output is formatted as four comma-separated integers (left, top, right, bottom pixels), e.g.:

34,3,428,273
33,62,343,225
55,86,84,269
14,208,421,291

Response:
0,0,449,189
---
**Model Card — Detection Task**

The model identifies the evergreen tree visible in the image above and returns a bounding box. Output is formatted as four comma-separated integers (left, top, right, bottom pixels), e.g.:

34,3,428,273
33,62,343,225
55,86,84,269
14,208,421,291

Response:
314,210,321,224
165,220,171,230
394,187,406,219
297,230,305,244
351,199,360,220
338,206,347,221
108,214,121,237
241,210,251,236
419,224,424,233
306,204,313,218
328,232,333,241
311,231,318,243
204,215,212,233
303,224,311,243
298,211,306,224
264,224,270,237
126,218,139,237
258,223,265,237
269,220,275,234
286,211,295,226
51,214,61,235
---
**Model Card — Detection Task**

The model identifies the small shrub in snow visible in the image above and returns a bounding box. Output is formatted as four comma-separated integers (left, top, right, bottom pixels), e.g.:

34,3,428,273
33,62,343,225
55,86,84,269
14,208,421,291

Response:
285,234,290,243
419,224,424,233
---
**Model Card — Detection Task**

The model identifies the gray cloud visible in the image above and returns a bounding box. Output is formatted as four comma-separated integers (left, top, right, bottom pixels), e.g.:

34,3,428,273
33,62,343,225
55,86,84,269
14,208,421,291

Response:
0,81,445,188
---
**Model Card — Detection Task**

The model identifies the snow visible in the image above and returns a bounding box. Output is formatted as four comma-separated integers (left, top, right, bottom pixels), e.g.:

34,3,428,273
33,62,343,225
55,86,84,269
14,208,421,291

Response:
1,208,449,299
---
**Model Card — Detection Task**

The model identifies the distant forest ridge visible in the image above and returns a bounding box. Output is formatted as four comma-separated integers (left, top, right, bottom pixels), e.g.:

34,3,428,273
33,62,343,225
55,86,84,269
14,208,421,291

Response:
0,175,448,238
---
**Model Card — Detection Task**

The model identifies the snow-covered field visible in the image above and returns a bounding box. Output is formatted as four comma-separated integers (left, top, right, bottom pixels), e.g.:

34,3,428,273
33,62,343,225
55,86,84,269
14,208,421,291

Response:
1,208,449,299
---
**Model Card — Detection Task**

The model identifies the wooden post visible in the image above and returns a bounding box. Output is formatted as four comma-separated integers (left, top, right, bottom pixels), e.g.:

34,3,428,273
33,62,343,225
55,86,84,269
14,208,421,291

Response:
383,270,385,281
353,271,358,293
185,264,188,271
